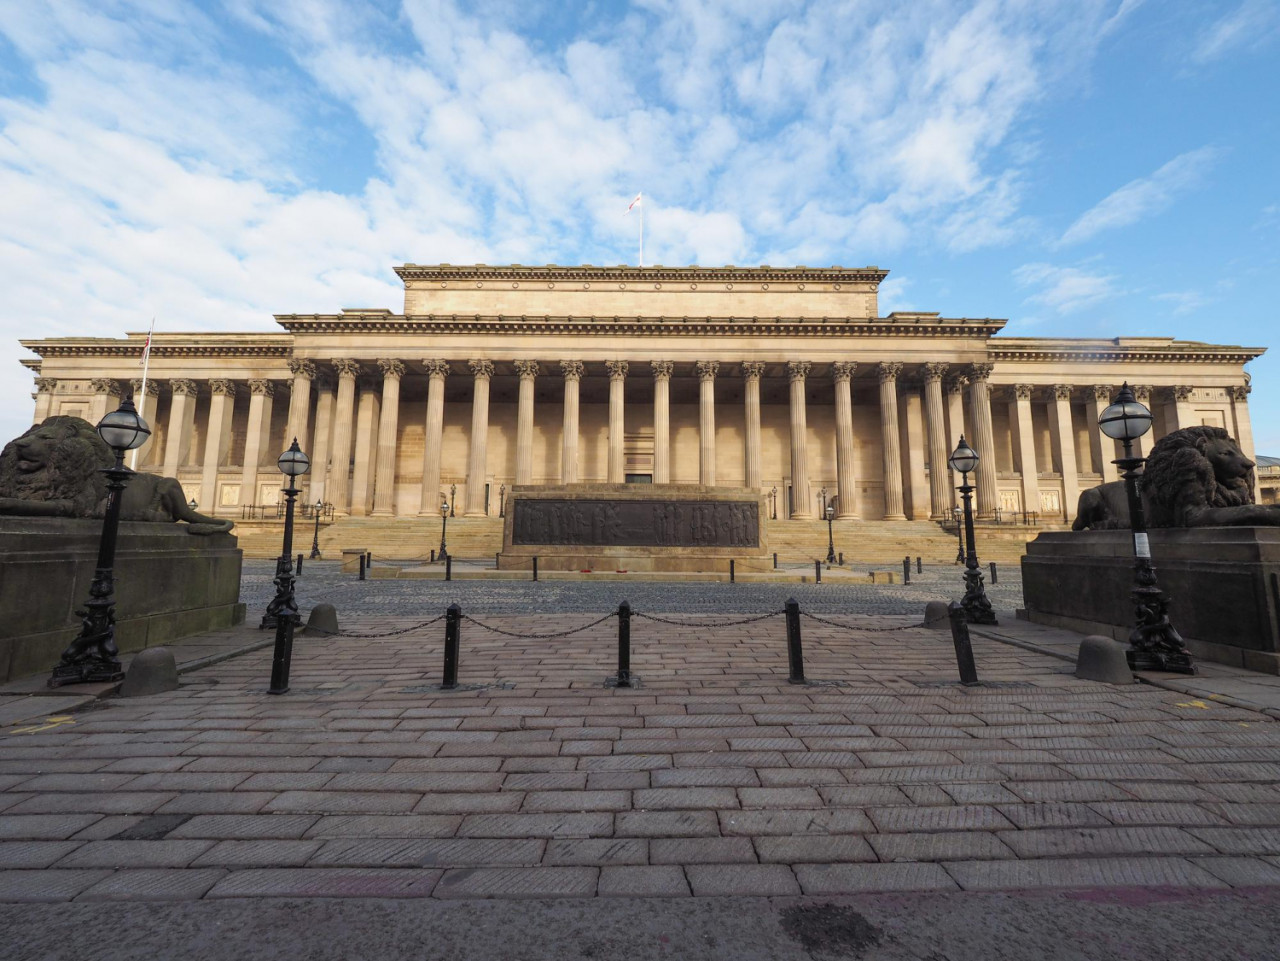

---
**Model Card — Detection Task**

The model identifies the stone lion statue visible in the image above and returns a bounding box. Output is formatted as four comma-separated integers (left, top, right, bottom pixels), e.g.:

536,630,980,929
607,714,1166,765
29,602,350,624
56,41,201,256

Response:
1072,425,1279,530
0,415,234,534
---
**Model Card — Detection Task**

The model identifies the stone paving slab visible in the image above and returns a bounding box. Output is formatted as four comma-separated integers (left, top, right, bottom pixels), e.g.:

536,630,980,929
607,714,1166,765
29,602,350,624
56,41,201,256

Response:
5,608,1280,902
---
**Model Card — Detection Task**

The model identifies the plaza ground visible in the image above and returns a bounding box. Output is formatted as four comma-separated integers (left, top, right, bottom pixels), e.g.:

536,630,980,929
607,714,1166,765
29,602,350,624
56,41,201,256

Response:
4,561,1280,959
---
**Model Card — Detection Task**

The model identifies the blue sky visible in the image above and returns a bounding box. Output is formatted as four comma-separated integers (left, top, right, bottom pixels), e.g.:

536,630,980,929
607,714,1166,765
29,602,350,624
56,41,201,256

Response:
1,0,1277,453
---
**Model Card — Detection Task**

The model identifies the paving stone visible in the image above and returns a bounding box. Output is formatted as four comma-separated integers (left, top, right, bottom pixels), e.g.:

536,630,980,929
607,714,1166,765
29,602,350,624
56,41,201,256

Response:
1088,802,1229,826
55,840,215,868
77,868,226,901
598,865,689,896
998,826,1216,858
458,813,613,838
586,772,650,791
1004,780,1130,803
0,814,102,840
155,793,276,815
1201,803,1280,826
413,793,525,814
649,768,760,788
847,765,1004,784
310,838,544,867
8,794,176,816
720,810,875,836
543,839,648,866
433,866,598,899
1191,856,1280,887
578,755,672,771
326,772,504,792
190,840,323,867
944,857,1229,891
0,841,84,869
302,816,463,839
170,815,320,839
868,832,1015,862
738,787,823,809
995,803,1112,829
794,862,957,894
649,837,757,864
756,768,846,786
206,868,441,898
0,870,112,902
633,787,739,810
614,811,720,837
755,835,876,864
685,864,799,896
502,773,588,791
868,806,1014,833
263,791,422,814
941,783,1022,804
521,790,631,812
237,773,335,791
817,785,913,807
1186,827,1280,855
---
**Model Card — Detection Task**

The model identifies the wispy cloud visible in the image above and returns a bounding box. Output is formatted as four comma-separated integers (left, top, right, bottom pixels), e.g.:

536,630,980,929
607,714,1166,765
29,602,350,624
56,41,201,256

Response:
1058,146,1223,245
1153,290,1209,315
1014,262,1120,314
1191,0,1280,64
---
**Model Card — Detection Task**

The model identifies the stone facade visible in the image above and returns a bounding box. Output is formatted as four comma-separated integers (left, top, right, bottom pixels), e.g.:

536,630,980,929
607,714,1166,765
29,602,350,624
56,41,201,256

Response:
19,264,1265,523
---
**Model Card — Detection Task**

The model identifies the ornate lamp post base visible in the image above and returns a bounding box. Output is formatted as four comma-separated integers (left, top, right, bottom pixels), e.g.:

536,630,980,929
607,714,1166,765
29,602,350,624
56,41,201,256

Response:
49,592,125,686
960,566,998,625
260,554,302,630
1125,571,1196,675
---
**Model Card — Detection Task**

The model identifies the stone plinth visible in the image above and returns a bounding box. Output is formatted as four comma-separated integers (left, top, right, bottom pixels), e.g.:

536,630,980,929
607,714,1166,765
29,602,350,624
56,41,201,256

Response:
1022,528,1280,673
501,485,770,573
0,518,245,683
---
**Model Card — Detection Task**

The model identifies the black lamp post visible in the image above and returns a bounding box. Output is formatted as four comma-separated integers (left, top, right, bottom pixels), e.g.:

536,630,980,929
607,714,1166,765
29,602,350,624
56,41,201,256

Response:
952,506,964,564
499,483,506,518
265,438,310,695
824,504,836,565
49,399,151,687
309,498,323,559
449,484,456,517
948,435,997,625
1099,383,1195,674
770,486,778,520
438,500,450,561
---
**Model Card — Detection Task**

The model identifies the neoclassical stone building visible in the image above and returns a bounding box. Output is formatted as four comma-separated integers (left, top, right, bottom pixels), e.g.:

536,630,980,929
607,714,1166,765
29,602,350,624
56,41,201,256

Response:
20,264,1264,523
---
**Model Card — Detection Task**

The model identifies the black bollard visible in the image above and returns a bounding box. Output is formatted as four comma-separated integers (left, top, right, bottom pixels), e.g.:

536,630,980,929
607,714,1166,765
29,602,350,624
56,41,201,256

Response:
773,552,778,570
729,559,735,583
903,556,910,585
615,600,632,688
430,549,436,563
814,559,821,584
366,552,372,569
784,597,805,684
917,556,922,574
296,554,303,575
445,556,453,582
947,601,980,685
442,603,460,689
495,552,500,569
838,552,844,565
358,554,365,581
989,561,998,585
532,556,538,582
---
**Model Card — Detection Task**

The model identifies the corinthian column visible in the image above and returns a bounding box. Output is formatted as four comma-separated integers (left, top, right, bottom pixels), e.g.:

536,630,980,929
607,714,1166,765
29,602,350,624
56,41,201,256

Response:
922,363,950,519
240,380,276,508
350,376,381,516
372,359,405,515
163,379,199,478
1232,384,1260,501
878,362,906,520
607,360,628,483
33,378,57,423
328,360,360,513
200,379,236,512
464,359,494,515
89,378,123,426
967,364,998,518
787,361,812,518
1087,385,1119,484
560,361,584,484
418,360,449,514
286,359,316,457
651,361,673,484
696,361,719,486
742,362,765,491
1009,385,1039,517
832,361,857,518
129,379,160,466
1132,386,1154,459
1049,385,1078,522
514,361,539,485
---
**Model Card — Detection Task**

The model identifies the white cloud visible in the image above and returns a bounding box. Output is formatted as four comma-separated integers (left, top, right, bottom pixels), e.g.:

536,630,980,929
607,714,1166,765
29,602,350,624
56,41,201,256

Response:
1191,0,1280,64
1014,262,1120,314
1059,146,1223,245
1153,290,1209,315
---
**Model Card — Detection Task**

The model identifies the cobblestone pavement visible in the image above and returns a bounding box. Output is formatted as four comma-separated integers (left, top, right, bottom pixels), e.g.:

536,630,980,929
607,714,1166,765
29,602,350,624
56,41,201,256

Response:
3,608,1280,908
240,559,1025,617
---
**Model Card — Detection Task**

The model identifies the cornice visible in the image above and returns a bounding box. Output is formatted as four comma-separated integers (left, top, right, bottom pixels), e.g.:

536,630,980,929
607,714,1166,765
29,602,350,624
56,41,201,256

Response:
394,263,892,285
20,335,293,360
989,338,1265,365
273,313,1006,338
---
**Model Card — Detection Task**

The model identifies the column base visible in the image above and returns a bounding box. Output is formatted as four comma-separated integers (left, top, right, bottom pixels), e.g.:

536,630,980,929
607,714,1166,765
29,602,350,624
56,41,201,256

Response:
370,509,395,517
836,512,859,520
463,510,488,518
882,513,907,521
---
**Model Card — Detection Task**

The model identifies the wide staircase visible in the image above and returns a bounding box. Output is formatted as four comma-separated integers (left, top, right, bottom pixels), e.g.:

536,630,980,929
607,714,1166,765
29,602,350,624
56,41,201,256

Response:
232,512,1049,567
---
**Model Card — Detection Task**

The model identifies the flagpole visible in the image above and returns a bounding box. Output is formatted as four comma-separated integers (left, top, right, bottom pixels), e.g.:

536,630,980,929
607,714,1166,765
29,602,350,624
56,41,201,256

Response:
131,317,155,469
639,192,644,268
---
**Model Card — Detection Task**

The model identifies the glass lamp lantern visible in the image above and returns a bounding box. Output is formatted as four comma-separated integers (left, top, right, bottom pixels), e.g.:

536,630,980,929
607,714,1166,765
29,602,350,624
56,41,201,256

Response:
277,438,311,478
1099,383,1153,442
948,436,979,475
97,399,151,453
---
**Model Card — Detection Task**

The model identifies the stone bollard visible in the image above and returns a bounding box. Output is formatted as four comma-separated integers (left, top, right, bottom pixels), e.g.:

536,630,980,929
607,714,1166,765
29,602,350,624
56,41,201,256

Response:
302,603,339,636
1075,635,1134,684
120,648,179,697
923,600,950,630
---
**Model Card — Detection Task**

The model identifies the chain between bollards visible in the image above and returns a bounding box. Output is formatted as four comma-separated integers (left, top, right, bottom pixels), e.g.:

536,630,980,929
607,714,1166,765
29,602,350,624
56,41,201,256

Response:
442,603,461,689
615,600,632,688
784,597,805,684
947,601,980,686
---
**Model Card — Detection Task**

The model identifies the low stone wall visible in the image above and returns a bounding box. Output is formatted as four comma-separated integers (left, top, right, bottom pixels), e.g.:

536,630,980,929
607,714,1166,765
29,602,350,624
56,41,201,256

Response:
1021,528,1280,673
0,518,245,683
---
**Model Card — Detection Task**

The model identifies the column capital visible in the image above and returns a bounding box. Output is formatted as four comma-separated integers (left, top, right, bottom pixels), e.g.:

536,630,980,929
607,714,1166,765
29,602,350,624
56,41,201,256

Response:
424,359,450,379
831,361,857,383
1051,384,1073,401
377,358,407,380
332,359,361,379
696,361,720,382
877,361,903,383
288,358,317,379
923,362,949,383
786,361,811,383
966,363,994,382
1008,384,1034,401
209,379,237,396
1232,384,1250,402
606,360,629,380
946,375,969,395
560,360,585,381
130,378,160,397
91,377,123,396
1091,384,1115,402
514,360,540,379
741,361,766,381
34,377,57,393
1133,385,1152,403
1172,385,1194,401
247,379,276,397
468,359,495,380
170,378,199,397
651,360,674,381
